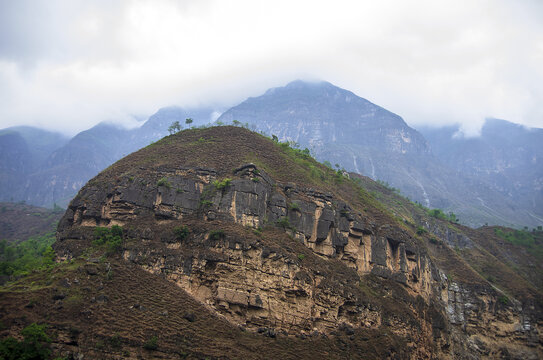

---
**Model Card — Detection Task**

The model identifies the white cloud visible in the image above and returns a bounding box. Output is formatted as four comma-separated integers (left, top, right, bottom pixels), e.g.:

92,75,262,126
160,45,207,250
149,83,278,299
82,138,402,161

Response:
0,0,542,135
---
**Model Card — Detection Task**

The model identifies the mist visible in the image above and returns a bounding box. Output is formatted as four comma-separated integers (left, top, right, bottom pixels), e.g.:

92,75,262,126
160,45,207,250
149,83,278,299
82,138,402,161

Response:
1,0,542,136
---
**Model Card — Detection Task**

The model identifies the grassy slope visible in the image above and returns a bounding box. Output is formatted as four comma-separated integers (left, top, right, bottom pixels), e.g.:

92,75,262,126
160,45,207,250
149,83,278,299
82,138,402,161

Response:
0,248,413,359
0,203,63,243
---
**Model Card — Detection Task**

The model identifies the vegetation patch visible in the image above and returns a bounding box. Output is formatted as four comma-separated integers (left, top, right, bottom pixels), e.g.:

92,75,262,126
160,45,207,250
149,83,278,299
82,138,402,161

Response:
288,202,300,211
93,225,124,255
0,323,51,360
209,230,225,240
494,228,543,259
427,208,459,223
0,233,56,277
173,225,190,241
213,178,232,190
143,335,158,350
416,226,427,235
276,217,293,231
157,177,172,189
200,199,213,208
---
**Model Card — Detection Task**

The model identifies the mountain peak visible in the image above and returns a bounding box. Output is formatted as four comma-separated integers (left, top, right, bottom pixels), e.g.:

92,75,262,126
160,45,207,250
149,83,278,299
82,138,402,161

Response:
264,79,348,98
284,79,333,89
218,80,427,159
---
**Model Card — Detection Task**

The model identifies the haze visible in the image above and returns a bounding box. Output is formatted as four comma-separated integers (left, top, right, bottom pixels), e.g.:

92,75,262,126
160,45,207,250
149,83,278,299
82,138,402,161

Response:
1,0,542,136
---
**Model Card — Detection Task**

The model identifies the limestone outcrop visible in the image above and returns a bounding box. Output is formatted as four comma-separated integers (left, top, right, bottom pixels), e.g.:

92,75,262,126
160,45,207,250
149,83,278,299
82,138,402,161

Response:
55,159,542,359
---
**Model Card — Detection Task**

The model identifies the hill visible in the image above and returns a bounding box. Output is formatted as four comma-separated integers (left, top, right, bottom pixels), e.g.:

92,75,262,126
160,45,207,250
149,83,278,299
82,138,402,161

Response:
1,126,540,359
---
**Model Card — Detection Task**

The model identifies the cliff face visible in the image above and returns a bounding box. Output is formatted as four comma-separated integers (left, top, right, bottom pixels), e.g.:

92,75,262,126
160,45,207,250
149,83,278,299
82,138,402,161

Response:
53,126,541,359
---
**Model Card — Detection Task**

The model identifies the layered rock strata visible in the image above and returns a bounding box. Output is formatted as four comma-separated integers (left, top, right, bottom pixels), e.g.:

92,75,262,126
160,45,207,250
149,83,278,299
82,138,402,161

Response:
55,164,542,359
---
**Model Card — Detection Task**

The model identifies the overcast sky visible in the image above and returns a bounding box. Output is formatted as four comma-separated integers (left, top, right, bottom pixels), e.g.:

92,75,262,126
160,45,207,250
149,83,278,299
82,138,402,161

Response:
1,0,542,136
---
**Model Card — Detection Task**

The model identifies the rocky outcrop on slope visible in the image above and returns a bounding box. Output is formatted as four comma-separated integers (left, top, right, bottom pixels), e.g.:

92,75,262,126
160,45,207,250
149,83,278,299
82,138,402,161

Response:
55,153,542,359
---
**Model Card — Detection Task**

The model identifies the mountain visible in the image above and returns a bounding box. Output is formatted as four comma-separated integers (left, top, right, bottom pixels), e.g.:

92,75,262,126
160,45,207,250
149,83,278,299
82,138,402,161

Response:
0,107,219,208
420,119,543,225
3,126,70,166
0,127,69,203
1,126,541,359
217,80,542,228
1,82,540,229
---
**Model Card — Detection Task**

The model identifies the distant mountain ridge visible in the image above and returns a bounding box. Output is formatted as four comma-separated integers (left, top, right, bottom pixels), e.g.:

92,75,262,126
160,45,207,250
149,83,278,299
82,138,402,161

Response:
0,81,541,228
420,119,543,224
217,80,543,228
0,107,219,207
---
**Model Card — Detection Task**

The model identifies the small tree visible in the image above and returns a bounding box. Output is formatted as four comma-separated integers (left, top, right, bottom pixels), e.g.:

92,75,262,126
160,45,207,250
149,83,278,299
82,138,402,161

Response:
168,121,182,135
185,118,193,126
232,119,240,126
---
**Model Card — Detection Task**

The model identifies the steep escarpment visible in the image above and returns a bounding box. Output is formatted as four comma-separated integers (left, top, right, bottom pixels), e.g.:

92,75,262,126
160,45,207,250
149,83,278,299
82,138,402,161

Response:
9,126,541,358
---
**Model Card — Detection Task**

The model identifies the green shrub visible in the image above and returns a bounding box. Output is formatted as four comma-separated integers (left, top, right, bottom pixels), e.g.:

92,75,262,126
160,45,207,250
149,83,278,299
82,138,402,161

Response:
427,208,447,220
200,199,213,208
276,217,292,230
107,237,122,254
209,230,224,240
498,295,509,305
429,237,439,245
110,333,122,349
297,254,305,261
427,209,458,223
416,226,427,235
157,177,171,188
334,170,344,184
143,336,158,350
173,225,189,241
93,226,123,255
288,202,300,211
213,178,232,190
111,225,122,238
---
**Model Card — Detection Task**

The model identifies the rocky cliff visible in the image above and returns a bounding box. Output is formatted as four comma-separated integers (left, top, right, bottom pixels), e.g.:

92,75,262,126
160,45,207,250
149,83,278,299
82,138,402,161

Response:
45,126,542,359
